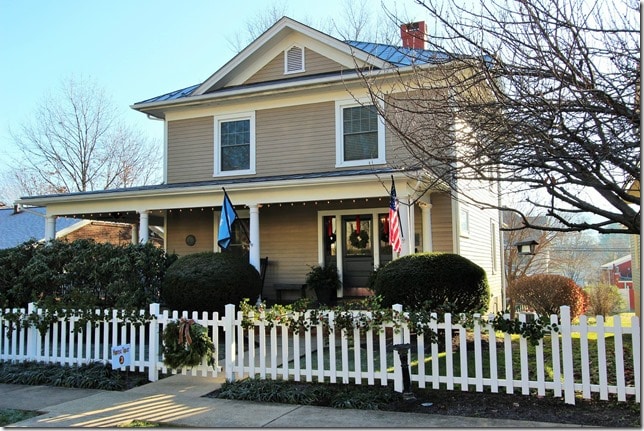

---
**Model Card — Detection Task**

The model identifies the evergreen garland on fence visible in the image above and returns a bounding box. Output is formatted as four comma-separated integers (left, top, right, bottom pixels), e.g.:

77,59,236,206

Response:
239,296,559,346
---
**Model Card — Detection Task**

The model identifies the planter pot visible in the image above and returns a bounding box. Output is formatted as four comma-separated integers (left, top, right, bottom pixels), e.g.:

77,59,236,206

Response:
314,287,336,306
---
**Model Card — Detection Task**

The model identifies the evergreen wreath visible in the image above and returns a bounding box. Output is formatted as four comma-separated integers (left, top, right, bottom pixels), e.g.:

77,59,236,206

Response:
349,229,370,249
162,318,216,369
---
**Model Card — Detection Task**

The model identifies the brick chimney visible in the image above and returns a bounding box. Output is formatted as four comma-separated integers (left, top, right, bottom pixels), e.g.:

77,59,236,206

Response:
400,21,426,50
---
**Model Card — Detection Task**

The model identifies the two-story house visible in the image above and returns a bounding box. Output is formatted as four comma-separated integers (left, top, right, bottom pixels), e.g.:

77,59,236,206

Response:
15,17,503,312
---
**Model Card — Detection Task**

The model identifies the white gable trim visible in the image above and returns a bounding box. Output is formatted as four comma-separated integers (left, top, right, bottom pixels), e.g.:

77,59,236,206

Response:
192,16,390,96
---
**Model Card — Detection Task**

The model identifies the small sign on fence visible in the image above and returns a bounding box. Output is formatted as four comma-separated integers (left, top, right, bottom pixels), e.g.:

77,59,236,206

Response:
111,344,131,369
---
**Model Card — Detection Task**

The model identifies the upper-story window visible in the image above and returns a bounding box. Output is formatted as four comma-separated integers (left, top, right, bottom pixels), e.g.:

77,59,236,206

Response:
214,112,256,176
335,99,386,167
284,46,305,74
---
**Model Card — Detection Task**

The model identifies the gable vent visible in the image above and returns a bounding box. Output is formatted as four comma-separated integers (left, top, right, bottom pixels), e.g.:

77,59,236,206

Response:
285,46,304,74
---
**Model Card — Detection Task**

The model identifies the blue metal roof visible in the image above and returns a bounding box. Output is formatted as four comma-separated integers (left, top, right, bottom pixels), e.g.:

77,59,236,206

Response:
136,83,200,105
0,207,82,249
345,41,451,66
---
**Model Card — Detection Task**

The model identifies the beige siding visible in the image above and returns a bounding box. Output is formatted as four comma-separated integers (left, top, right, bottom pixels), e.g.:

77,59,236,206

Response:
165,97,423,183
259,205,319,298
430,192,453,252
167,117,214,183
244,48,345,85
256,102,336,175
166,209,214,256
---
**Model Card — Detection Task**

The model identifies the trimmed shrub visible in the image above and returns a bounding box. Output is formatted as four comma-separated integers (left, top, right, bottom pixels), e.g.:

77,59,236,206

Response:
507,274,587,318
585,283,625,317
0,239,176,310
161,252,261,314
371,253,490,314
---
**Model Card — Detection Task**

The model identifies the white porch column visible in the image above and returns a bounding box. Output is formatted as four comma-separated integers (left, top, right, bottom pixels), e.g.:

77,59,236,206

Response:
131,224,139,244
138,211,149,244
419,202,433,252
248,204,261,271
44,215,56,241
398,197,412,256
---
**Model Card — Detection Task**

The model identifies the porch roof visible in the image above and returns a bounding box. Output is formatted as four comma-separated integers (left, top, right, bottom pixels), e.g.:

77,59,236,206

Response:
16,167,417,208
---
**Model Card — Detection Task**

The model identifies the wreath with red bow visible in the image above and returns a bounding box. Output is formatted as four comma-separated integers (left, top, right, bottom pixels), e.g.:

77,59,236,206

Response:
349,229,370,249
162,318,216,369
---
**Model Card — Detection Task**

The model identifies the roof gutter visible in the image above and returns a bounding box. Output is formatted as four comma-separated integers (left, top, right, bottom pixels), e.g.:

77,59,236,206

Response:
16,171,415,207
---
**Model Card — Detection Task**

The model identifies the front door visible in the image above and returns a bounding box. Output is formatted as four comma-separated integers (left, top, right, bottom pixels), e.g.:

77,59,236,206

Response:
342,215,373,290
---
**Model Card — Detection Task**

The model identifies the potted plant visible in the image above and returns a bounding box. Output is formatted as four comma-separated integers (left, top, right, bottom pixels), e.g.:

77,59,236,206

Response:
305,263,341,306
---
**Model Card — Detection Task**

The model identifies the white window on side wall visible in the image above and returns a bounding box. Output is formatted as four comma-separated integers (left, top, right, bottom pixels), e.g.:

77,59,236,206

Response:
214,112,256,176
335,99,386,167
490,219,498,273
459,207,470,237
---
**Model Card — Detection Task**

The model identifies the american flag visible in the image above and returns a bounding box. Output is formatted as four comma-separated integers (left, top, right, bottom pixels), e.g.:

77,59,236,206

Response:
389,178,402,253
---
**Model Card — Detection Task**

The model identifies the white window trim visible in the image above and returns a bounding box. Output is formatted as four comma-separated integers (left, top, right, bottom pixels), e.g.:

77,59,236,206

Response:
284,45,305,74
459,207,470,238
490,219,498,274
214,112,256,176
335,98,386,168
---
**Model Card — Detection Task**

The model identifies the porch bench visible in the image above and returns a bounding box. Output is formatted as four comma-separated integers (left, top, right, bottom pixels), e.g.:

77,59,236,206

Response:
274,283,306,302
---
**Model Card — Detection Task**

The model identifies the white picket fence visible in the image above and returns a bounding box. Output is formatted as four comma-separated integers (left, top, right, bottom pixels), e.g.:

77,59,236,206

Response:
0,303,639,406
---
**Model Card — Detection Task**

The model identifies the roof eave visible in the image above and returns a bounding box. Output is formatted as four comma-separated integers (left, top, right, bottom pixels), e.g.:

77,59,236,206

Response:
130,61,440,118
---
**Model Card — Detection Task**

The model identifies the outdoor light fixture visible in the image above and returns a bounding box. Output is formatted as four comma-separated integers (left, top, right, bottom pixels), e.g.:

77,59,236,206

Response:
515,239,538,255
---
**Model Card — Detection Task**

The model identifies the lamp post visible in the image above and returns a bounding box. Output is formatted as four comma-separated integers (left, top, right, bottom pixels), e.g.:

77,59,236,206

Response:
392,343,415,400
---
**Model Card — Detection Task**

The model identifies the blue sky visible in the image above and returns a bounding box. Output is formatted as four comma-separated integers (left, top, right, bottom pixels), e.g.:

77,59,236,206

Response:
0,0,427,175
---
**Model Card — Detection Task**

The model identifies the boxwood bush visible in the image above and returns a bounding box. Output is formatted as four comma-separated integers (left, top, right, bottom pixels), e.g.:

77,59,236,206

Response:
371,252,490,314
161,252,261,314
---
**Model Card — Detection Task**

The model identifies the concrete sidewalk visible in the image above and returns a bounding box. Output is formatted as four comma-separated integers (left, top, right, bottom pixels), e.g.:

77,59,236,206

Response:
4,374,577,428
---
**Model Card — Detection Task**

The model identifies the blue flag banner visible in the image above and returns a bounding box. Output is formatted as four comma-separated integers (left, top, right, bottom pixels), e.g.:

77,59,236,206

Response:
218,190,238,250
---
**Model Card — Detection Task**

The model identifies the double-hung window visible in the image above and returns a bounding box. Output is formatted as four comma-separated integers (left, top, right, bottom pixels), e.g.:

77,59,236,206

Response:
215,112,256,176
335,99,385,167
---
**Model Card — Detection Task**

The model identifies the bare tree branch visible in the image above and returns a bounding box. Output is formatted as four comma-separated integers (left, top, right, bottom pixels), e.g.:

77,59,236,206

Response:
360,0,639,234
7,76,161,198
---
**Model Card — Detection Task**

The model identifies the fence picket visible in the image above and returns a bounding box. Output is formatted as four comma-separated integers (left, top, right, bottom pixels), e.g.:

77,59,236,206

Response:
353,327,361,384
550,314,562,398
304,311,313,382
518,313,530,395
632,315,640,403
613,315,626,402
315,318,324,382
595,315,608,401
293,327,301,382
429,313,439,390
560,306,575,405
458,322,468,392
366,326,375,386
378,324,387,386
486,315,498,394
579,315,591,399
444,313,454,391
502,314,513,395
473,315,483,392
